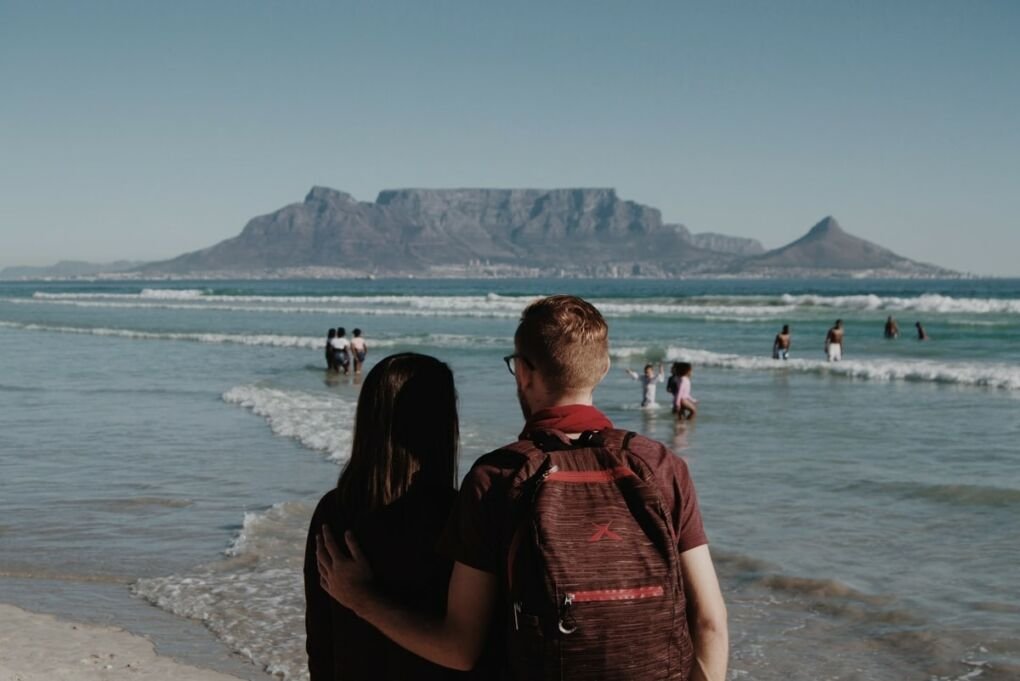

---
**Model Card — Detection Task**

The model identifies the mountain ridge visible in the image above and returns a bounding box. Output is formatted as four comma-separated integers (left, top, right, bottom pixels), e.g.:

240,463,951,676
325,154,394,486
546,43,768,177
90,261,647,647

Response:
5,188,958,279
737,216,947,274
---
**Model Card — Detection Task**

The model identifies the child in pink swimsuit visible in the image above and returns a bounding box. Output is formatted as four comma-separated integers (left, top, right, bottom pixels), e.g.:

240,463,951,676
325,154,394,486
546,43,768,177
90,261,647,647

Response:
673,362,698,420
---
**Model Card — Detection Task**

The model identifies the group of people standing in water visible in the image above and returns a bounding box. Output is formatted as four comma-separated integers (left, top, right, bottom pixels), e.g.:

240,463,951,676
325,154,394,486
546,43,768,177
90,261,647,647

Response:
617,313,936,422
884,315,929,341
625,361,698,419
325,327,368,375
305,295,728,681
771,315,930,363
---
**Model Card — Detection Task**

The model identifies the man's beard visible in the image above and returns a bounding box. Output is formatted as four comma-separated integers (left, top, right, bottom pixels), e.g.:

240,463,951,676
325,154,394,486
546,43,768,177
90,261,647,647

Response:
516,386,531,421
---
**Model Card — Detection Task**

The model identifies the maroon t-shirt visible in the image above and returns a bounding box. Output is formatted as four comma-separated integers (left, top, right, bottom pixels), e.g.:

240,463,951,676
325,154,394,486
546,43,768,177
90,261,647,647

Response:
438,432,708,575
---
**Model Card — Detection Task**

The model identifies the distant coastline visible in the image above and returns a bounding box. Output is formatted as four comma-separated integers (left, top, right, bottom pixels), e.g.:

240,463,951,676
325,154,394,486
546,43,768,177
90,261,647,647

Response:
0,266,975,282
4,188,971,281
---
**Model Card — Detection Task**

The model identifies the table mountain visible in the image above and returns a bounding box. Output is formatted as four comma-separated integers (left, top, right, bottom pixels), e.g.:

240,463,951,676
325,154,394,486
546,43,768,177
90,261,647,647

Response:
138,188,955,278
143,187,726,276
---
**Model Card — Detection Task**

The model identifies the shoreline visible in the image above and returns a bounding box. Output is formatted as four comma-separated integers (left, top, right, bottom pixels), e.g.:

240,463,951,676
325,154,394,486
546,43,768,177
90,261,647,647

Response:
0,578,274,681
0,271,975,282
0,602,250,681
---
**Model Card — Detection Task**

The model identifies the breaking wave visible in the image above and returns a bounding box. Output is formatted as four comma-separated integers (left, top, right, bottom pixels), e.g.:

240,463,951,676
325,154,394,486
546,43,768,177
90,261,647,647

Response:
26,290,1020,318
778,293,1020,315
0,321,506,351
0,320,324,348
222,385,354,460
134,499,313,680
138,385,361,676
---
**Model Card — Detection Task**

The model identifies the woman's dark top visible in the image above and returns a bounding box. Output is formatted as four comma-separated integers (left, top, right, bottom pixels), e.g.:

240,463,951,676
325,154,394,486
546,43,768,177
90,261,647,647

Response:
304,482,465,681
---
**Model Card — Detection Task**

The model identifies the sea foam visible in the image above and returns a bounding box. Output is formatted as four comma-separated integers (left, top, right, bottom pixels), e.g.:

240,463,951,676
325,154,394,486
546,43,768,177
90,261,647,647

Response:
28,290,1020,317
779,293,1020,315
0,321,505,351
135,384,358,681
222,385,354,460
134,500,313,681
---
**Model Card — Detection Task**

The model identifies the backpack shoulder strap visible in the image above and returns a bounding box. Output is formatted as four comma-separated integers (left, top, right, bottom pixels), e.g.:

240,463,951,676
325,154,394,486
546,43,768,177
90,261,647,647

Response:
599,429,683,547
499,437,545,459
497,438,554,498
596,428,638,453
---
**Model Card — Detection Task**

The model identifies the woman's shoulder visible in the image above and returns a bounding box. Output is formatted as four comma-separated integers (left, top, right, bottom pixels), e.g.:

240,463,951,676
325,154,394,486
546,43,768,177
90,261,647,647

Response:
385,482,458,521
355,483,457,546
309,488,350,534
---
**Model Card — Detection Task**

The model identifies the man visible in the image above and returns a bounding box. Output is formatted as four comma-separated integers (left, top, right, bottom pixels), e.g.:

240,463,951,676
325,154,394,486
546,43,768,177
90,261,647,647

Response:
825,319,844,362
915,321,929,340
350,328,368,374
884,316,899,339
317,295,728,680
772,324,791,360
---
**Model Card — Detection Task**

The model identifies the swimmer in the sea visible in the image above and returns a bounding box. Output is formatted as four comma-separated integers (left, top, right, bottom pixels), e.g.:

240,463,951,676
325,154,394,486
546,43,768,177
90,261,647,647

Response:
350,328,368,373
825,320,844,362
915,321,929,340
884,316,899,339
773,324,791,360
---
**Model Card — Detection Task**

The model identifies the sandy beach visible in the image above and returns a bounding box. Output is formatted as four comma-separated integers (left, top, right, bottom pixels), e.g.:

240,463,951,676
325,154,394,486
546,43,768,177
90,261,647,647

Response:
0,603,246,681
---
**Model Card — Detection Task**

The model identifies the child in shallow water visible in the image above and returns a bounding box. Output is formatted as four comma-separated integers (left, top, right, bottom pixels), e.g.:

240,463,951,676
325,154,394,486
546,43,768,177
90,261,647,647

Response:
625,362,664,407
673,362,698,420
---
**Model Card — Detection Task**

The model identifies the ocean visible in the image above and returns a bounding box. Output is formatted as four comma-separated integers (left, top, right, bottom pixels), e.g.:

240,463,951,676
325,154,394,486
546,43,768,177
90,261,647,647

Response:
1,277,1017,680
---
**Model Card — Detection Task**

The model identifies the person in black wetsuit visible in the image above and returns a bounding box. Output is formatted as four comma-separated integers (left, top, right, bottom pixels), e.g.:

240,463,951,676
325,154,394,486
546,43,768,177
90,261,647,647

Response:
325,329,337,371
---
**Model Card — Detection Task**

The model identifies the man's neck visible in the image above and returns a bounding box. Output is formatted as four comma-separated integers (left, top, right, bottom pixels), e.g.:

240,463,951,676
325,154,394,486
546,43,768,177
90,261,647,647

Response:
533,393,595,411
523,397,605,440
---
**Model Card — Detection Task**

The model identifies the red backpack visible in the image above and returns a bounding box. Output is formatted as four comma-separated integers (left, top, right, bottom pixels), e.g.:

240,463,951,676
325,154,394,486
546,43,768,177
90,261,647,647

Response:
500,428,694,680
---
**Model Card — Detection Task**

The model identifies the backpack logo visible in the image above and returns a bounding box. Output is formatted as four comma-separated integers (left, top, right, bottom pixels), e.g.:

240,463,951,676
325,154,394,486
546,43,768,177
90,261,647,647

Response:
589,521,623,542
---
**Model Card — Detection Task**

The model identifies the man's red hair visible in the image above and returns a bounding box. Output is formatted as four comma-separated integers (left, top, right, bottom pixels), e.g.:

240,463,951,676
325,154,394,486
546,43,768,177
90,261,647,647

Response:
515,295,610,393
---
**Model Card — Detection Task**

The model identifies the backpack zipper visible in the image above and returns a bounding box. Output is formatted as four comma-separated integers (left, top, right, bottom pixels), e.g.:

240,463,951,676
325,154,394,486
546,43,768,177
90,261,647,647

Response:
558,586,664,635
511,463,560,632
566,585,665,602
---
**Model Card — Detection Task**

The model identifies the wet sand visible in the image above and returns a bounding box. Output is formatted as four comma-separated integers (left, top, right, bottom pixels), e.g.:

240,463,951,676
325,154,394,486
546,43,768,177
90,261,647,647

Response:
0,603,246,681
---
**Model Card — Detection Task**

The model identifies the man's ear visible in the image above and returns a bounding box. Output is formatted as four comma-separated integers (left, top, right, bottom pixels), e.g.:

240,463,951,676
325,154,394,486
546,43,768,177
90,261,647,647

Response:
516,360,533,391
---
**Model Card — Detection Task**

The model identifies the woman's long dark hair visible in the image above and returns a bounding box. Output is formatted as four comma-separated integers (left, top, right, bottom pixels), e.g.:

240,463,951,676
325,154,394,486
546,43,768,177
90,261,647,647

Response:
336,353,459,519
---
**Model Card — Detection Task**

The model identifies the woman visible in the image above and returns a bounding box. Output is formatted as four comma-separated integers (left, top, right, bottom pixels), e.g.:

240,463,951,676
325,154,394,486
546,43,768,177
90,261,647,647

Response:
304,353,464,680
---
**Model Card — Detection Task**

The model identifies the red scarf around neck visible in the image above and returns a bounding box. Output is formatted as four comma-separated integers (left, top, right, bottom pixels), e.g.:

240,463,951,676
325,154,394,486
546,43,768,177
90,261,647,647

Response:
521,404,613,439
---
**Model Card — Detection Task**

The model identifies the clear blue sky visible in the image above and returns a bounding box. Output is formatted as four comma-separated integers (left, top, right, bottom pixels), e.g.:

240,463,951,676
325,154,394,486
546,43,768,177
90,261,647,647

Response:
2,1,1018,274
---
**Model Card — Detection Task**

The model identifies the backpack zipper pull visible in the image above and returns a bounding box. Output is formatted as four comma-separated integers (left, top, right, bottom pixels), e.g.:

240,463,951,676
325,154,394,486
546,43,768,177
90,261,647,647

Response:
558,593,577,635
530,464,559,504
513,601,522,631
